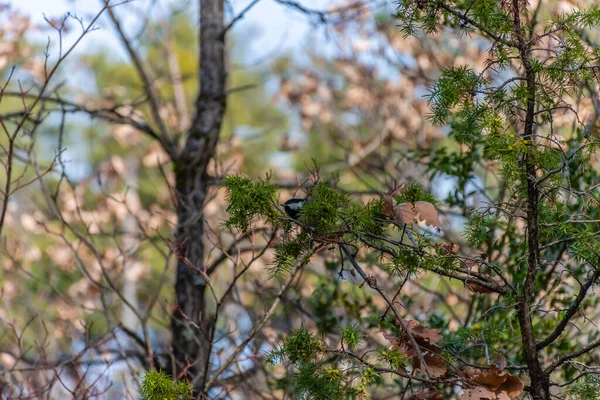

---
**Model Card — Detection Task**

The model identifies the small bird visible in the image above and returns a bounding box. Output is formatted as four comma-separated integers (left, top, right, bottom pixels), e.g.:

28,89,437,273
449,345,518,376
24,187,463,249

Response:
282,198,310,220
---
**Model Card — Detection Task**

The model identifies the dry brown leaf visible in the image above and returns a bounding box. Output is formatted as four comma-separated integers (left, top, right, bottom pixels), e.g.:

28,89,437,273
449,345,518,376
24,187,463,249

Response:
381,193,442,232
382,332,401,346
473,366,507,390
466,276,504,294
462,253,488,271
463,365,523,399
398,365,409,375
413,352,447,378
405,319,443,346
463,258,476,270
493,354,507,370
313,231,345,242
413,388,444,400
464,367,480,378
394,202,442,231
496,375,524,398
466,282,495,293
384,322,446,378
412,201,442,231
451,243,460,254
382,193,395,219
461,386,496,400
395,203,417,225
496,392,511,400
440,242,460,255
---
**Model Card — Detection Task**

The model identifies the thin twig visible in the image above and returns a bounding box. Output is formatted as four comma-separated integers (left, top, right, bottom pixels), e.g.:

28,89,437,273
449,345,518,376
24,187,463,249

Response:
340,244,432,378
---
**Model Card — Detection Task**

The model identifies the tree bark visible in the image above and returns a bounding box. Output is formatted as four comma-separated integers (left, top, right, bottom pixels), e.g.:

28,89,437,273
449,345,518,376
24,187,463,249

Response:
512,1,550,398
517,45,551,400
170,0,226,392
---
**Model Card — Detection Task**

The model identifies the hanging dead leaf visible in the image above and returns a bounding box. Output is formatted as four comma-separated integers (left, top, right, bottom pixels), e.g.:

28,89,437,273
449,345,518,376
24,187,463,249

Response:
413,352,447,378
384,320,447,378
465,276,504,294
466,282,495,293
398,364,409,375
382,333,401,346
382,193,395,219
403,319,443,346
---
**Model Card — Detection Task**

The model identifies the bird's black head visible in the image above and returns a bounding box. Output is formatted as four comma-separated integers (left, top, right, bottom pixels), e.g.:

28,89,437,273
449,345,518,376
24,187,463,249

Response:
282,198,309,220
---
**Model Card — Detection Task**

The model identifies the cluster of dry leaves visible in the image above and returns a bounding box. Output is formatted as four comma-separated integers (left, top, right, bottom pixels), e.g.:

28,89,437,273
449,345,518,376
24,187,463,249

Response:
382,193,442,232
460,365,524,400
383,319,447,378
0,6,31,71
383,320,523,400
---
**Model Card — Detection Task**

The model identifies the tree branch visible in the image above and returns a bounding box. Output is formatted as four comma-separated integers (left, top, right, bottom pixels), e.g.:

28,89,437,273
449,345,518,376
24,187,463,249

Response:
203,256,306,391
339,244,432,379
544,338,600,374
438,3,519,48
104,1,175,156
221,0,262,37
537,266,600,350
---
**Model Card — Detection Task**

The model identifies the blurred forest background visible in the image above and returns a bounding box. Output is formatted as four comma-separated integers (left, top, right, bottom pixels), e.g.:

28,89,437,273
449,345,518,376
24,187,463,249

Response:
1,0,600,399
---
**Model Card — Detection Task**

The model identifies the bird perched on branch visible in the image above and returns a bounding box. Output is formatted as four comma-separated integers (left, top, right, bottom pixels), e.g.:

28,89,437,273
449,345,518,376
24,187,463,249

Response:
282,198,310,220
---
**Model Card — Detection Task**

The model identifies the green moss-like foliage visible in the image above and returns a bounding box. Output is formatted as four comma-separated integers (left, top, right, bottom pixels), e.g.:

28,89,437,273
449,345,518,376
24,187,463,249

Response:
140,370,193,400
223,175,278,231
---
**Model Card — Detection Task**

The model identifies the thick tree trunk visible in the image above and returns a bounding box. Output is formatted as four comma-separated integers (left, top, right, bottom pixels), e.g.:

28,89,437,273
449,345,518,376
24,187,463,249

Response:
170,0,226,392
